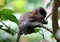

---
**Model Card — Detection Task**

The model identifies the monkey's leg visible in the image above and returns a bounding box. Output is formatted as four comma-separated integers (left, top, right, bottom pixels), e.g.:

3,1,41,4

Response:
16,29,22,42
27,28,35,34
23,28,29,35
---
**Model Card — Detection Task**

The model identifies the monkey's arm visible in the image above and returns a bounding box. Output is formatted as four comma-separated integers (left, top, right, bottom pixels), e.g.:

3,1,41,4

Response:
27,22,42,27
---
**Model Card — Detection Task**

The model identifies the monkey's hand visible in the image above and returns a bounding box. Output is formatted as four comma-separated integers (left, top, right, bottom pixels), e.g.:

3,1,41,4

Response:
37,23,43,27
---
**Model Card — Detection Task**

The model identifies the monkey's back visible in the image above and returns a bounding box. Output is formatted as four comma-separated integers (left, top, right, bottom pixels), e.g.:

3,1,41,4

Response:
19,12,32,24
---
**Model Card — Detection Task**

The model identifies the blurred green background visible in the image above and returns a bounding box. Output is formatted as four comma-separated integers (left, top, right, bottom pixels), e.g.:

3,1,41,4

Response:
0,0,60,42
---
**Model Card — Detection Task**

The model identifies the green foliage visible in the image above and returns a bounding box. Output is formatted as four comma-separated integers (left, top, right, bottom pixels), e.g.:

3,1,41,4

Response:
0,38,12,42
46,0,53,8
6,0,12,3
0,25,15,35
0,9,18,24
0,0,6,8
27,0,43,4
2,29,15,35
12,0,28,13
35,28,41,33
0,9,14,15
0,0,11,8
51,34,54,38
0,25,3,28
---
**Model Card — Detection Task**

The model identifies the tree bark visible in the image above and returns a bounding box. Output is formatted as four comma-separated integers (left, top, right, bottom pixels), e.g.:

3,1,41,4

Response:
52,0,60,42
52,0,58,34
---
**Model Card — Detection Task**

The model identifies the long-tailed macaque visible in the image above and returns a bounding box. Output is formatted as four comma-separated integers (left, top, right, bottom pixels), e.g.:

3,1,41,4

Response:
16,7,47,42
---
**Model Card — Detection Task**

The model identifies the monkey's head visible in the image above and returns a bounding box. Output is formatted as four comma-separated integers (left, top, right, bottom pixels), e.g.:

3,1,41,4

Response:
35,7,47,18
32,7,47,24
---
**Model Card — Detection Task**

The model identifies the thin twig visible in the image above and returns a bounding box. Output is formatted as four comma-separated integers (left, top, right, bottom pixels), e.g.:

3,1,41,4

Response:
41,25,53,34
0,19,17,33
45,13,52,20
41,29,45,39
39,29,45,39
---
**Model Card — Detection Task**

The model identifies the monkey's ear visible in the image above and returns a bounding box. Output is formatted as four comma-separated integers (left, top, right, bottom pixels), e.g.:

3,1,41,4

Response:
31,11,36,17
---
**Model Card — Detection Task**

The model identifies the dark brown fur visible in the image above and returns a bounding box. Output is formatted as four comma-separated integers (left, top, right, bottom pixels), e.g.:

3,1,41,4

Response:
16,7,47,42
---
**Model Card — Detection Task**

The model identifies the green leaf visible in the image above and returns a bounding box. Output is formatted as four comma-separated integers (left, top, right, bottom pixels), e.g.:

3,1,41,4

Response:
51,34,54,38
0,9,18,24
46,0,53,8
35,28,41,33
0,25,3,28
3,14,18,24
46,2,51,8
0,15,7,20
2,29,15,35
0,9,14,15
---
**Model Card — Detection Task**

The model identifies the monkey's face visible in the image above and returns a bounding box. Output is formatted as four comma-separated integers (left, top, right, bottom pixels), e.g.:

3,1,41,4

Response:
35,7,47,24
35,7,46,18
35,14,47,24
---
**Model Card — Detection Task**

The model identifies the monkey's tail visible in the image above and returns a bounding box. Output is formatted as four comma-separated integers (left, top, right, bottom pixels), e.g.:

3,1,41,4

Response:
16,30,22,42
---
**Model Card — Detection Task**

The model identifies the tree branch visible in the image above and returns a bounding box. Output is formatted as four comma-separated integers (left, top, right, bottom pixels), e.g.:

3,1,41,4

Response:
45,13,52,20
40,25,53,34
0,19,17,33
58,1,60,7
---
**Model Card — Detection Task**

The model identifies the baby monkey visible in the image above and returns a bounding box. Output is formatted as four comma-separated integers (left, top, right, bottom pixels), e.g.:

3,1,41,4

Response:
16,7,47,42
